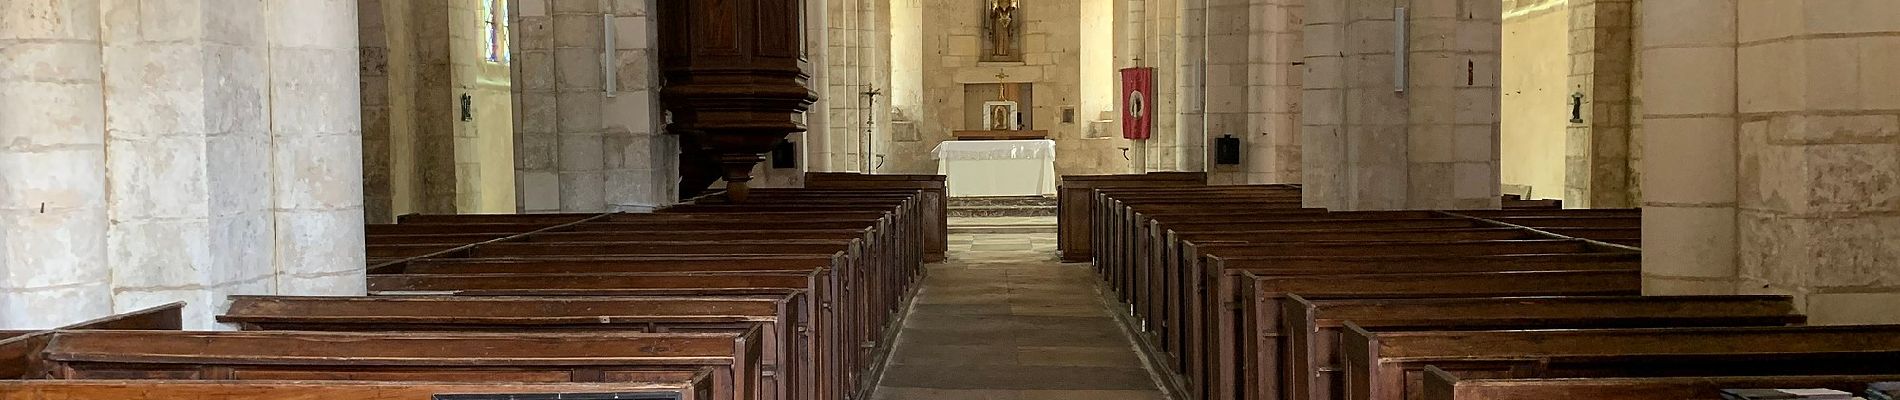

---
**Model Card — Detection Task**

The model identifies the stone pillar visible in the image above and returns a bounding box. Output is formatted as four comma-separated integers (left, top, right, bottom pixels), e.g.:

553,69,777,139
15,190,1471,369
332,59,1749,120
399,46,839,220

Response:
552,1,607,211
512,0,559,212
360,0,394,223
602,0,675,210
1303,0,1502,211
1202,0,1247,184
1732,0,1900,323
1175,0,1208,173
0,0,113,329
100,0,276,328
1563,0,1635,208
267,0,367,296
1639,0,1737,295
1247,0,1303,184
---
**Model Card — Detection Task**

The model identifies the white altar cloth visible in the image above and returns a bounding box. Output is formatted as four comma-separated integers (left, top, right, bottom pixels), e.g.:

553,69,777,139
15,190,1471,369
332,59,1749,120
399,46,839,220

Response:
931,139,1057,197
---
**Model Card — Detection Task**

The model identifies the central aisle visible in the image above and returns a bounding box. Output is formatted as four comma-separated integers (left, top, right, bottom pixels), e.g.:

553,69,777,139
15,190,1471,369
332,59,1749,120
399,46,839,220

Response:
871,219,1166,399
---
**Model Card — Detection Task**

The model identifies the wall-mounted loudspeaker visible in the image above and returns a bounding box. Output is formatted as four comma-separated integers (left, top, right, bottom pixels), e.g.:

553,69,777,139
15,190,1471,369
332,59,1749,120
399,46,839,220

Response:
1215,134,1241,165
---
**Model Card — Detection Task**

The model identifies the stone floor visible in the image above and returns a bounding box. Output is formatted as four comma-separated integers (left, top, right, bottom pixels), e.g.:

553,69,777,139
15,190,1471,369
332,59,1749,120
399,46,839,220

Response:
871,229,1165,399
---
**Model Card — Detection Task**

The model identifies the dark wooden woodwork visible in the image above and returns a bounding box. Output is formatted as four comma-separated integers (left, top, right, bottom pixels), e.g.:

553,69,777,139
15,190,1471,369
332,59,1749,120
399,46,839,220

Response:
660,0,817,201
1346,325,1900,400
1056,172,1207,262
0,380,717,400
24,330,762,400
1422,367,1900,400
218,295,808,400
802,174,949,262
1280,295,1805,400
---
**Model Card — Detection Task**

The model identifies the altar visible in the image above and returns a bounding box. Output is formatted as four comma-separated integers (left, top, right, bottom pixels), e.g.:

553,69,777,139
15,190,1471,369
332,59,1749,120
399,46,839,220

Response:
931,139,1057,197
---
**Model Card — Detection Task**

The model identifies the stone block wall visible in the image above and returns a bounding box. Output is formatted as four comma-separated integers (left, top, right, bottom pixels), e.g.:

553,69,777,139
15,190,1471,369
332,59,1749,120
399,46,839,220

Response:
1499,0,1568,200
903,0,1128,177
1302,0,1503,211
511,0,672,212
1643,0,1900,324
1,0,367,329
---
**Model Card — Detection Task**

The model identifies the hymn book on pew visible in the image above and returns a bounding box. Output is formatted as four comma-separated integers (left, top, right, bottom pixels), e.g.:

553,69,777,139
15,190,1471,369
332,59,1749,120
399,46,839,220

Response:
1720,388,1857,400
1870,382,1900,400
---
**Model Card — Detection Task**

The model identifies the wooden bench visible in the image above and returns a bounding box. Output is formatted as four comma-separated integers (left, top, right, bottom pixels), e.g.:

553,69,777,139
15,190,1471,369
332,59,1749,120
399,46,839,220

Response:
363,269,857,400
1423,368,1900,400
0,379,718,400
1059,172,1208,262
16,330,763,400
218,294,811,400
803,173,948,262
1279,295,1805,400
2,303,188,379
1208,269,1643,400
1345,324,1900,400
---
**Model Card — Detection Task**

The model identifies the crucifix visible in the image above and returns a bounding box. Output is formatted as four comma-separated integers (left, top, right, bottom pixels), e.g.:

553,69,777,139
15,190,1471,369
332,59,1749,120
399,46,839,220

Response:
995,71,1010,80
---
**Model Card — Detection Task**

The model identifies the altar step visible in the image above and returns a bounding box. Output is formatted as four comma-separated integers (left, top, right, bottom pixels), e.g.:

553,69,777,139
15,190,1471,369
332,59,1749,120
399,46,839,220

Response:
947,195,1056,218
948,216,1058,234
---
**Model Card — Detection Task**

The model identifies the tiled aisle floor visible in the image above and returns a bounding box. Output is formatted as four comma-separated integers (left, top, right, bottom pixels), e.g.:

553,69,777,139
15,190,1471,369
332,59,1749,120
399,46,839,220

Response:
871,229,1166,400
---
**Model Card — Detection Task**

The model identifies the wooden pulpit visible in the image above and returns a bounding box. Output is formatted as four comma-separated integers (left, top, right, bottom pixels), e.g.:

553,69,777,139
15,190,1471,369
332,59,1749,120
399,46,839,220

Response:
659,0,816,201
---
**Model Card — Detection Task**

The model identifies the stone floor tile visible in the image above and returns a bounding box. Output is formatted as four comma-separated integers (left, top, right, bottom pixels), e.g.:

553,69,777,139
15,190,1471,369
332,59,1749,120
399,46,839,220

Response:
873,226,1164,397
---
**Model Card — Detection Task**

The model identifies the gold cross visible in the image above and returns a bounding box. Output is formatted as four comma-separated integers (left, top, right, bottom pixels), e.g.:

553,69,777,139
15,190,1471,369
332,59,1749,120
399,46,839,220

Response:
995,71,1010,80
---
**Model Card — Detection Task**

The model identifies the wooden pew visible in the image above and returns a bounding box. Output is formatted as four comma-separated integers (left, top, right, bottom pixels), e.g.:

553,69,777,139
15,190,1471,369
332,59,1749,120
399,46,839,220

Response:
1,303,189,379
1059,172,1208,262
363,270,853,400
1345,324,1900,400
803,173,948,262
0,379,718,400
1211,269,1643,400
1422,367,1900,400
1280,295,1806,400
218,295,811,400
20,330,763,400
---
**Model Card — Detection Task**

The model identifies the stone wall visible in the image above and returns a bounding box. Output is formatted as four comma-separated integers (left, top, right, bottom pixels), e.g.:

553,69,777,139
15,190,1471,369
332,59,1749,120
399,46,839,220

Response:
1,0,366,329
1499,0,1568,200
1643,0,1900,324
1302,0,1503,211
904,0,1128,177
511,0,673,212
1562,0,1634,208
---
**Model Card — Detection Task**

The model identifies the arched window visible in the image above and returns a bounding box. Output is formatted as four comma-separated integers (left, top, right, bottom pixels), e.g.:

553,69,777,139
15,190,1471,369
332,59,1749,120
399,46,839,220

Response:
482,0,511,63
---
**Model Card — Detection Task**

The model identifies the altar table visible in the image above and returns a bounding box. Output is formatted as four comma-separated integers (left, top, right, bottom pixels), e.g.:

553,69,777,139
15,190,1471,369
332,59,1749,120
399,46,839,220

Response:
931,139,1057,197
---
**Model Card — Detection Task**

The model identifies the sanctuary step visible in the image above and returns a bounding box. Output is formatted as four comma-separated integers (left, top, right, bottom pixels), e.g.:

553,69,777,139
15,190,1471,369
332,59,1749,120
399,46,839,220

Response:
948,216,1058,235
947,195,1057,217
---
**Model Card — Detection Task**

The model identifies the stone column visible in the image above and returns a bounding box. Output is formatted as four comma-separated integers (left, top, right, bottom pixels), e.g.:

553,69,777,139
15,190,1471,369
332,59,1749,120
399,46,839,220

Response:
512,0,560,212
1247,0,1303,184
360,0,394,223
1175,0,1208,173
100,0,278,328
1732,0,1900,323
603,0,675,210
804,0,835,174
1563,0,1635,208
268,0,367,296
554,0,607,211
1639,0,1737,295
1201,0,1248,184
1302,0,1500,211
0,0,112,329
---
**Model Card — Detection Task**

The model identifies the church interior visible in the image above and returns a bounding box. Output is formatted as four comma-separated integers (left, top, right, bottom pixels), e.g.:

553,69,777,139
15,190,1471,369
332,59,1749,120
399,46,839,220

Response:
4,0,1900,399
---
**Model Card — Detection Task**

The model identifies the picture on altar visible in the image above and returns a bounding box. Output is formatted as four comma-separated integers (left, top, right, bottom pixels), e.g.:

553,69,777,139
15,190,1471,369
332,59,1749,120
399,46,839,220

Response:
983,101,1020,131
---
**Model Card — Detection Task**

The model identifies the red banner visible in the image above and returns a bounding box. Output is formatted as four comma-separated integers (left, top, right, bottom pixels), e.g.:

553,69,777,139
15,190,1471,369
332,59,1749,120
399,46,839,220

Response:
1121,67,1154,140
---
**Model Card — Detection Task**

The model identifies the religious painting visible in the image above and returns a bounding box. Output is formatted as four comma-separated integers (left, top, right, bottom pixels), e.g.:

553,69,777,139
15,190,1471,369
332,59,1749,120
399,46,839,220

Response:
981,0,1022,62
983,101,1020,131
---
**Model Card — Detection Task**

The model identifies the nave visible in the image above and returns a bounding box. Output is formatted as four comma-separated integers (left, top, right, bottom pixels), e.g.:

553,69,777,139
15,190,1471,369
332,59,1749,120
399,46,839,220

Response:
872,219,1165,399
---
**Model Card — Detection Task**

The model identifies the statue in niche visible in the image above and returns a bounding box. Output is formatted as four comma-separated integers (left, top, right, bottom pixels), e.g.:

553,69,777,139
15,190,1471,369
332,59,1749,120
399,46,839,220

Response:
984,0,1021,62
